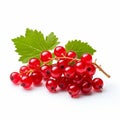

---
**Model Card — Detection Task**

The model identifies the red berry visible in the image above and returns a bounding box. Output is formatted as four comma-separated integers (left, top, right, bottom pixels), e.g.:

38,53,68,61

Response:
54,46,66,57
57,77,69,90
41,65,51,79
73,75,83,85
81,81,92,94
66,51,77,63
29,71,42,86
66,51,77,58
28,58,40,69
80,73,93,83
21,75,32,89
81,53,92,64
46,79,57,93
64,66,75,79
67,84,80,98
10,72,21,84
40,51,52,62
57,59,67,70
19,66,29,75
85,64,96,76
75,61,86,74
51,65,62,79
92,78,103,91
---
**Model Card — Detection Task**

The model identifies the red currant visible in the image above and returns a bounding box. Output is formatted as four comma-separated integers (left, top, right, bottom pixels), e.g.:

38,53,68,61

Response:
40,65,51,79
54,46,66,57
81,73,93,83
66,51,77,63
40,50,52,62
67,84,80,98
19,65,29,75
92,78,103,91
86,64,96,76
57,77,69,90
75,61,86,74
81,53,92,64
10,72,21,84
29,71,42,86
21,75,32,89
73,75,83,85
64,66,75,79
51,65,62,79
10,44,107,98
81,81,92,94
66,51,77,58
28,58,40,69
57,59,67,70
46,79,57,93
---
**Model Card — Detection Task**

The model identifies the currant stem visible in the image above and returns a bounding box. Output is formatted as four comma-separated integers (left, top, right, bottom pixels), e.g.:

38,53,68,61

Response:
54,56,80,61
93,62,111,78
43,56,111,78
43,56,80,65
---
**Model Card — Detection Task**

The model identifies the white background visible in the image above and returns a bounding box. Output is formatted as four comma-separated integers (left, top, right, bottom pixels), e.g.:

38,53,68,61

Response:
0,0,120,120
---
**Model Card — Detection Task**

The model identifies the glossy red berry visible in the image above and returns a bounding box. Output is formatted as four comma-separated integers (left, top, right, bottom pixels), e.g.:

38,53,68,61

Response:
41,65,51,79
75,61,86,74
46,79,57,93
19,65,29,75
86,64,96,76
10,72,21,84
29,71,42,86
73,75,83,85
21,75,32,89
64,66,75,79
66,51,77,63
40,50,52,62
54,46,66,57
57,59,67,70
51,65,62,79
28,58,40,69
81,81,92,94
80,73,93,84
81,53,92,64
66,51,77,58
92,78,103,91
57,77,68,90
67,84,80,98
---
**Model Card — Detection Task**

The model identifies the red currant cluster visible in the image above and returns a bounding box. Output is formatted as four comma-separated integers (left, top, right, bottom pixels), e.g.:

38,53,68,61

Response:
10,46,105,98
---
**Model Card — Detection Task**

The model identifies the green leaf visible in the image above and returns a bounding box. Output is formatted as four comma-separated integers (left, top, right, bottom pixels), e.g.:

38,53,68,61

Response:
65,40,96,58
12,28,60,63
46,32,60,50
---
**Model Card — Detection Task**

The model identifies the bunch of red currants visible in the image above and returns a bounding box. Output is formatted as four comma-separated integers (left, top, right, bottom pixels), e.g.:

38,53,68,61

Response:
10,46,104,98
